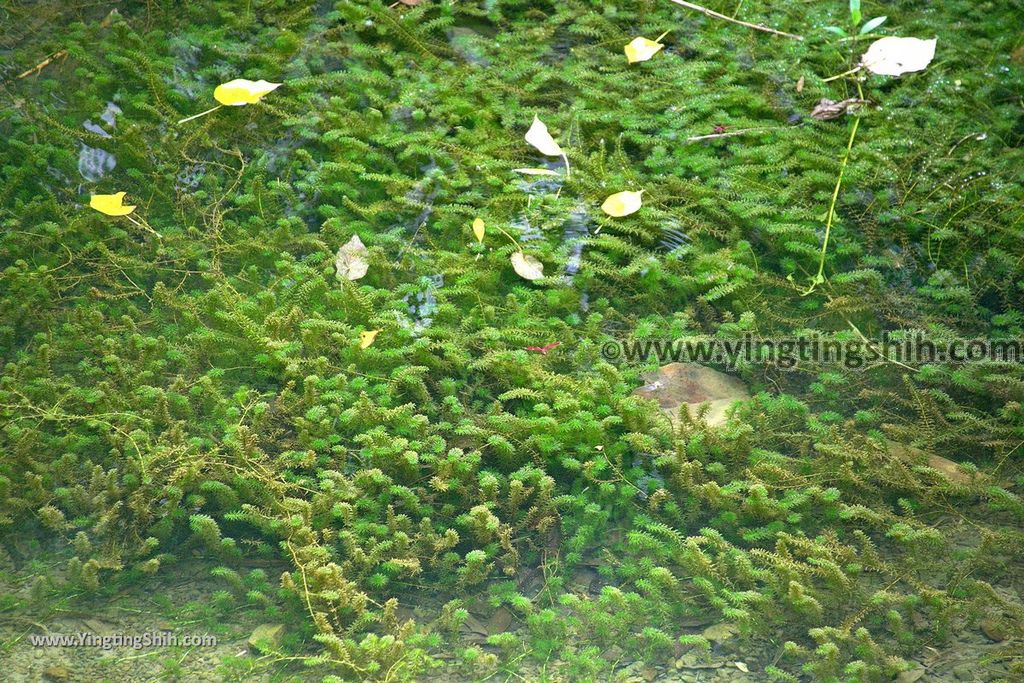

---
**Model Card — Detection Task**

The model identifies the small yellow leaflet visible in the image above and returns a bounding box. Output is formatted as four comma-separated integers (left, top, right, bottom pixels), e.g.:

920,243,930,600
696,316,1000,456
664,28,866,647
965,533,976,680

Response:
601,190,644,217
89,192,136,216
359,330,380,349
624,37,664,64
213,79,282,106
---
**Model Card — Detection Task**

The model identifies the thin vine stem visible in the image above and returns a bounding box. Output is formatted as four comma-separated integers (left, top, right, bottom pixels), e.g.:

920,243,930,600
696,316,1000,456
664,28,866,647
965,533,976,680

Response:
177,104,222,124
665,0,804,40
803,80,864,296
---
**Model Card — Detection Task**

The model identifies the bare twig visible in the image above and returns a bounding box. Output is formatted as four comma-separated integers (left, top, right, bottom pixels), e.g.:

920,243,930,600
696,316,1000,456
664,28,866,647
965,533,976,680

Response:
822,65,862,82
946,131,986,157
666,0,803,40
686,126,783,142
16,50,67,79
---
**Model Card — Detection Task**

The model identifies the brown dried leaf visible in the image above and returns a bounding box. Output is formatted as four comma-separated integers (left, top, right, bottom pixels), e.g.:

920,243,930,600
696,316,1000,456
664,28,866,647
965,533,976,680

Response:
810,97,866,120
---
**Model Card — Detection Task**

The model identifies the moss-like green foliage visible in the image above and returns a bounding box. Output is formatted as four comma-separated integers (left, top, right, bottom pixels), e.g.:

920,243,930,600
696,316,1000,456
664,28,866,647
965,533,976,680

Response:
2,0,1024,681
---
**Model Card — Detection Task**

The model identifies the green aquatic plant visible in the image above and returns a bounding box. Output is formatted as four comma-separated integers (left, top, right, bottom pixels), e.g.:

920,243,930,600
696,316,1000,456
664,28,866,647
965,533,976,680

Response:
2,0,1024,681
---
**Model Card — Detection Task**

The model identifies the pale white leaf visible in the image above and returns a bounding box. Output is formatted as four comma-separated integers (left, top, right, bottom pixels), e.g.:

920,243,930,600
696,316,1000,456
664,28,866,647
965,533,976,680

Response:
861,36,936,76
512,167,561,176
335,235,369,281
524,116,563,157
510,252,544,280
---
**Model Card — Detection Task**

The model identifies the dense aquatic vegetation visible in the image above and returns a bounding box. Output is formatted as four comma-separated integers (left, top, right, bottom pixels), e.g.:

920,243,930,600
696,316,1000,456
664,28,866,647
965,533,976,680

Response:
2,0,1024,680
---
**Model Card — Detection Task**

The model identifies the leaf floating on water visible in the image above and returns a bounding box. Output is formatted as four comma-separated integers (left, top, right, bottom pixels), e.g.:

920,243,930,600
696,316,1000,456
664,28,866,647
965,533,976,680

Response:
510,252,544,280
524,116,563,157
214,79,282,106
601,190,643,217
524,116,570,177
861,37,936,76
512,168,561,176
472,217,485,243
335,235,370,282
624,36,665,64
89,192,136,216
359,329,380,349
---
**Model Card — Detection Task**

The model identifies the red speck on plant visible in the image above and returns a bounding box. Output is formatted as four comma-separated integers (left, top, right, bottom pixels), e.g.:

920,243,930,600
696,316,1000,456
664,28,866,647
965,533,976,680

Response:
525,342,562,355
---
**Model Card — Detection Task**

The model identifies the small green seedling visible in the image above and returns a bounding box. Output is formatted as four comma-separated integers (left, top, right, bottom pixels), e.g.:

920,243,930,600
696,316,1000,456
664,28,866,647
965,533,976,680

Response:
825,0,887,37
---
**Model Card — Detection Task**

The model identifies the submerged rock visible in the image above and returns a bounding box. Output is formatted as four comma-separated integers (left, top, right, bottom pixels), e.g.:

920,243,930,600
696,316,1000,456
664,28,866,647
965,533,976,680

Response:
701,621,739,644
247,623,284,652
633,363,750,428
42,666,71,681
980,615,1008,642
883,441,986,485
896,667,926,683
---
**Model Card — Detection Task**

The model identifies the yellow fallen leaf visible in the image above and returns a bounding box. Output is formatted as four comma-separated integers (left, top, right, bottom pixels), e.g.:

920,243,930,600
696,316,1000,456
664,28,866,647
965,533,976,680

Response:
359,329,380,349
624,36,664,64
510,251,544,280
512,168,561,176
89,192,136,216
472,217,485,243
213,78,282,106
335,234,370,281
601,190,644,217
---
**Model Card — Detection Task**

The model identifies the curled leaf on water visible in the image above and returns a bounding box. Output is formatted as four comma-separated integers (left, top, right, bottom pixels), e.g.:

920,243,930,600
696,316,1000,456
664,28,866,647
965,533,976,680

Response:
359,330,380,349
512,168,561,176
335,234,370,282
510,251,544,280
601,190,644,217
861,37,936,76
524,116,570,177
525,116,562,156
472,217,485,243
90,192,136,216
214,79,282,106
624,31,668,64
